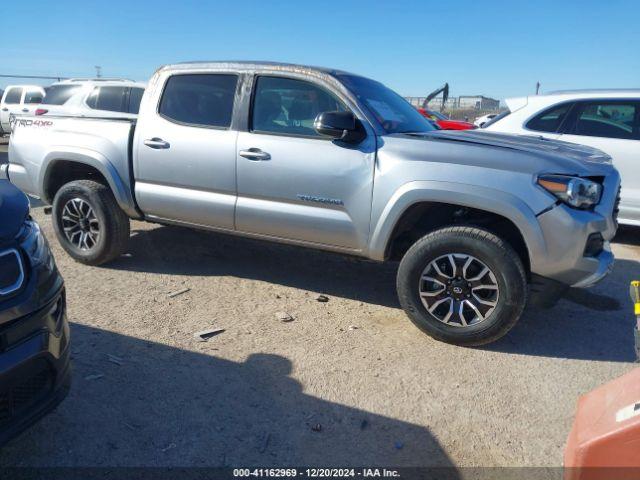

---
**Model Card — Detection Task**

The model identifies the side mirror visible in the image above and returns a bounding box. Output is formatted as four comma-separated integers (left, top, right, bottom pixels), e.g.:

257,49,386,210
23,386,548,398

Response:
314,111,365,143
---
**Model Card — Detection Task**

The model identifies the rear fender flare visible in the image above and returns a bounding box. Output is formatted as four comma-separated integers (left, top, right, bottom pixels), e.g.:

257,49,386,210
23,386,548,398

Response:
40,147,137,217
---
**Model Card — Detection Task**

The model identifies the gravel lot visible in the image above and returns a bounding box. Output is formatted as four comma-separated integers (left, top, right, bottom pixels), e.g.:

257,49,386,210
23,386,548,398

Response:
0,206,638,468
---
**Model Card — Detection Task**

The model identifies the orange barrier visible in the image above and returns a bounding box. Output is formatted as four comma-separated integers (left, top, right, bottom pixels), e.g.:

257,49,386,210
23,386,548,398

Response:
564,367,640,480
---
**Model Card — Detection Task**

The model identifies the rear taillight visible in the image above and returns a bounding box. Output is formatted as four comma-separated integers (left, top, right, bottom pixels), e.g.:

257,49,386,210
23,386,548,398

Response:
35,109,48,115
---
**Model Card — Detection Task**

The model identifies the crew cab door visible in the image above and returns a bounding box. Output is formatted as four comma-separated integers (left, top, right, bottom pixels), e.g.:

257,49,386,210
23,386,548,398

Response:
235,75,375,251
558,100,640,223
133,73,239,229
1,87,23,131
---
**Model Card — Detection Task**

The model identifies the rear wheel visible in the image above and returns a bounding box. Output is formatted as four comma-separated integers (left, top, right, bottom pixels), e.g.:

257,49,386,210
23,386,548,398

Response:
52,180,130,265
397,226,527,346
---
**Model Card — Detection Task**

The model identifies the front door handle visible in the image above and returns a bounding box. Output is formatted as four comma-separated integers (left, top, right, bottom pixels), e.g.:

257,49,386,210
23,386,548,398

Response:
239,148,270,161
1,108,8,112
143,138,170,149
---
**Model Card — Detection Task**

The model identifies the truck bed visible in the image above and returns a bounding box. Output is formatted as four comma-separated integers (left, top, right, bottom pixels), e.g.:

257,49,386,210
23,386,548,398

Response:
7,115,139,216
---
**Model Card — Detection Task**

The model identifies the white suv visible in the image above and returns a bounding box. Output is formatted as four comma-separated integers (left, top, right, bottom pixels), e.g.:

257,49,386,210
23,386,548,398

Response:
36,79,146,119
484,90,640,226
0,85,46,134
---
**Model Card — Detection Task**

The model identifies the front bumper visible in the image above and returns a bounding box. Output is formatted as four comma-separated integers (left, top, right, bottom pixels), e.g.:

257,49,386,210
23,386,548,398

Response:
533,173,619,289
0,233,70,446
571,249,614,288
0,286,70,446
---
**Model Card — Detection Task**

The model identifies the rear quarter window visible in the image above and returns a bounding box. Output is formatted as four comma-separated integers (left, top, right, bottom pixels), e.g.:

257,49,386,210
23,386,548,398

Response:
128,88,145,114
42,85,83,105
526,103,572,133
86,86,128,112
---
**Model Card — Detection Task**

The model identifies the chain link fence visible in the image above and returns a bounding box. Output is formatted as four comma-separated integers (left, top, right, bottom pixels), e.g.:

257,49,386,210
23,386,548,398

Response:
405,96,504,122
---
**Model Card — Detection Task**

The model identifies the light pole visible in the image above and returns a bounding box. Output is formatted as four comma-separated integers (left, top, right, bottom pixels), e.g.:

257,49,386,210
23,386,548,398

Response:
95,66,102,79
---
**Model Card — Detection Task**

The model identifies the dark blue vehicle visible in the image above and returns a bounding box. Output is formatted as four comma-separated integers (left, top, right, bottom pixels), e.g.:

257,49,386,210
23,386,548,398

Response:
0,180,69,445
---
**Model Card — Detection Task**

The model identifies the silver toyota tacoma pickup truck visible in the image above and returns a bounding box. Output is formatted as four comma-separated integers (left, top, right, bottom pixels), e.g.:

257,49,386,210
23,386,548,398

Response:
1,61,621,346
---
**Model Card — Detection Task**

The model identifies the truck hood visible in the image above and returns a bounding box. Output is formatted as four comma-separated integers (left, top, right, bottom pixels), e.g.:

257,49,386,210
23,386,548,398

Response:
0,180,29,242
404,130,613,176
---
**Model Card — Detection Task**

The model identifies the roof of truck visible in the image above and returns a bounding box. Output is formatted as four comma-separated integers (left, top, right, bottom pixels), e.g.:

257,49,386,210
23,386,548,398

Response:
52,78,146,87
160,60,358,78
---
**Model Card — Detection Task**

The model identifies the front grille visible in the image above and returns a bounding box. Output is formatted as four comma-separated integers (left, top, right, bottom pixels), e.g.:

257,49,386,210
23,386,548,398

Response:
613,187,621,226
0,249,24,297
0,360,54,426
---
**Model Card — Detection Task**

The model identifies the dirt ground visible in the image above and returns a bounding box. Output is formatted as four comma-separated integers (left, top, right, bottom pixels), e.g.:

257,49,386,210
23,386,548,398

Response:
0,207,639,468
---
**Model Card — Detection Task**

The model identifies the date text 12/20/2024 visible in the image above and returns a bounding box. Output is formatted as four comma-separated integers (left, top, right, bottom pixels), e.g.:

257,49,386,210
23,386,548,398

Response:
233,469,401,478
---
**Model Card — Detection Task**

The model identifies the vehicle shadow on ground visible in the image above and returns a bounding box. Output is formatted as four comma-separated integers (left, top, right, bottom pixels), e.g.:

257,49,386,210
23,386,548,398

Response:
111,225,638,363
113,225,401,308
483,256,638,363
614,226,640,247
0,324,458,470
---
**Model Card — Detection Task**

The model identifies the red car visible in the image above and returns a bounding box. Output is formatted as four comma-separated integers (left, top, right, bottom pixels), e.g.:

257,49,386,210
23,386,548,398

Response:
417,108,476,130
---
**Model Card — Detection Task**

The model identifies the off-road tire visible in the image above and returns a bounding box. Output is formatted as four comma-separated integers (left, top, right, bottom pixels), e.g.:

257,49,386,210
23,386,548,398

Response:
397,226,527,346
52,180,130,265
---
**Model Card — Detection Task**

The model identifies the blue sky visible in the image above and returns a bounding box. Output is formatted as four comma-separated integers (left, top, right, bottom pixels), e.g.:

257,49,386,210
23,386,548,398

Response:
2,0,638,101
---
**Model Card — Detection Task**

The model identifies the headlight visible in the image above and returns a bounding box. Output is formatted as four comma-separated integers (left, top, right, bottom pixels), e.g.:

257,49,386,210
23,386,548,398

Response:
18,219,53,267
537,175,602,209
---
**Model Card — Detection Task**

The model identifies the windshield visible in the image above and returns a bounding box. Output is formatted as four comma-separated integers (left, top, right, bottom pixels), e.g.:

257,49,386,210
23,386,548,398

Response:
339,75,435,134
429,110,448,121
482,109,510,128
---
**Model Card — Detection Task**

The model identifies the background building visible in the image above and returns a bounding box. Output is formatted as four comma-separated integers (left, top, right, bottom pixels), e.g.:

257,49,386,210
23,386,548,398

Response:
405,96,458,110
405,95,500,112
457,95,500,110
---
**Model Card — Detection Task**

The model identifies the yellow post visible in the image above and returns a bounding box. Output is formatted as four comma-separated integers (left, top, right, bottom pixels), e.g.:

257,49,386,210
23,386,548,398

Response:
632,281,640,316
632,281,640,362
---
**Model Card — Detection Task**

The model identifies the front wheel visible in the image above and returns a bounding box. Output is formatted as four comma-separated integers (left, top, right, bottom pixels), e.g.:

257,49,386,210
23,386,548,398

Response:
52,180,130,265
397,226,527,346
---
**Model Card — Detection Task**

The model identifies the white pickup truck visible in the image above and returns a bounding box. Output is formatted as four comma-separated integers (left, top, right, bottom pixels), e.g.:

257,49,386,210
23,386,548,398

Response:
2,61,621,346
0,85,46,134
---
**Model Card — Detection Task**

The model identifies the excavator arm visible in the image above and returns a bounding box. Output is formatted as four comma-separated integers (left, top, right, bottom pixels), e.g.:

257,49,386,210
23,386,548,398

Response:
422,83,449,112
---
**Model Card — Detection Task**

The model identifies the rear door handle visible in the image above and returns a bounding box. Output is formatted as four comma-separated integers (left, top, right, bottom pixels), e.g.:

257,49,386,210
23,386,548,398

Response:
22,108,29,113
1,108,8,112
143,138,170,149
239,148,270,161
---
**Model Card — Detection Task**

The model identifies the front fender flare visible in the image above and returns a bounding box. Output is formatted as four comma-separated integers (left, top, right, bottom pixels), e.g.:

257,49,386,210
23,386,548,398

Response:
368,180,548,272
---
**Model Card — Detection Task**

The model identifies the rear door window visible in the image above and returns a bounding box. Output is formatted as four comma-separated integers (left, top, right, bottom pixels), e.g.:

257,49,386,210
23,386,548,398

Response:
571,102,638,140
42,85,83,105
86,86,128,112
4,88,23,105
24,90,44,104
526,103,572,133
158,74,238,128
